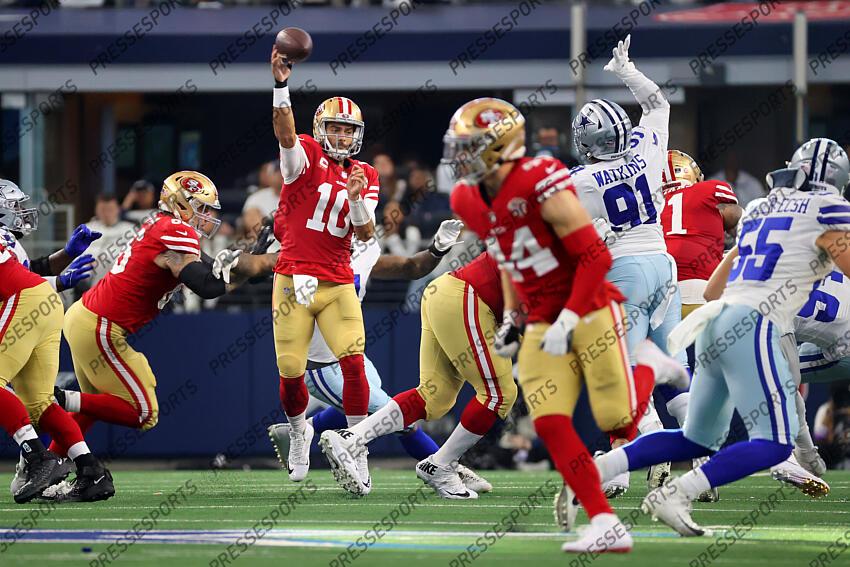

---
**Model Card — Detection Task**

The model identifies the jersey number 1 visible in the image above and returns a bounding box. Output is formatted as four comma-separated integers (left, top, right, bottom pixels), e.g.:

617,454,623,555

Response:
306,182,350,238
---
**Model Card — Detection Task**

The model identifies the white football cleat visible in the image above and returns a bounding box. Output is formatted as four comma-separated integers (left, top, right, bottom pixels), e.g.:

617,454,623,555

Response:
355,443,371,496
771,453,830,498
416,456,478,499
647,461,671,489
287,421,314,482
457,464,492,493
692,457,719,502
268,423,291,470
553,483,578,532
10,453,26,495
561,513,632,554
794,446,827,477
320,429,369,496
642,483,707,537
635,340,690,390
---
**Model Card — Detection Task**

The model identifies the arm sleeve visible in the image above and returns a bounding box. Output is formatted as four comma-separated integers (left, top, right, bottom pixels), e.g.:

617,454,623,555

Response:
613,64,669,141
178,261,227,299
560,224,613,317
816,196,850,232
361,167,380,223
29,255,53,276
279,138,308,185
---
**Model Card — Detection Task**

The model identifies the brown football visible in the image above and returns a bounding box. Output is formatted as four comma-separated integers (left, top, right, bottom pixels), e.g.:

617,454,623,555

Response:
275,27,313,64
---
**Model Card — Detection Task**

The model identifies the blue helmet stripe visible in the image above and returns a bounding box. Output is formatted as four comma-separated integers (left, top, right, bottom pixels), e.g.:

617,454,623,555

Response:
820,141,832,183
591,100,621,155
601,99,629,153
809,140,822,182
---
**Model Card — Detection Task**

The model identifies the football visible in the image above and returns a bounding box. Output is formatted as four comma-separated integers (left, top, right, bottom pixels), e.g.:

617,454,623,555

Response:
274,27,313,64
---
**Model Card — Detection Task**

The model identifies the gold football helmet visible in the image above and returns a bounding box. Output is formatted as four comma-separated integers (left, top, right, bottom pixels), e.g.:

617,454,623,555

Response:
442,97,526,183
313,96,364,161
662,150,704,191
159,171,221,239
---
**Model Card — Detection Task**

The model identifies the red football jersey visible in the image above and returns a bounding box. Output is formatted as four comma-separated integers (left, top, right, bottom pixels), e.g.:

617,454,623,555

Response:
84,213,201,333
451,252,504,318
0,243,43,300
661,180,737,280
451,156,624,324
274,134,380,284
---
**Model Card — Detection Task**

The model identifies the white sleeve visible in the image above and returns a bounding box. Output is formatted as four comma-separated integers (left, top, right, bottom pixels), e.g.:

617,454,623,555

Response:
613,65,669,143
44,276,58,291
279,140,308,184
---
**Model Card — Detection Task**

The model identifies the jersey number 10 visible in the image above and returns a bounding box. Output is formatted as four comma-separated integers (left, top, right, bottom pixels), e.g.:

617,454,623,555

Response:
306,182,351,238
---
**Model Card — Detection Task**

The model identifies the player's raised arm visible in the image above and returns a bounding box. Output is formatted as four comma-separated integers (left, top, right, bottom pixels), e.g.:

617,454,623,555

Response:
271,47,307,184
703,247,737,301
604,35,669,140
371,220,463,279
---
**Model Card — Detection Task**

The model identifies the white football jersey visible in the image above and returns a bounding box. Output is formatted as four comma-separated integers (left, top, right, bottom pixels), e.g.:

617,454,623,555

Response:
0,226,30,267
307,238,382,363
573,125,668,259
794,269,850,360
723,187,850,334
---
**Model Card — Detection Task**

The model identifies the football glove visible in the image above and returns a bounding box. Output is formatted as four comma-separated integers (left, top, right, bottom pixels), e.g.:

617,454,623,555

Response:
251,219,275,255
212,249,242,284
432,219,464,252
603,34,635,76
58,253,95,290
494,311,523,358
64,225,102,258
540,308,579,356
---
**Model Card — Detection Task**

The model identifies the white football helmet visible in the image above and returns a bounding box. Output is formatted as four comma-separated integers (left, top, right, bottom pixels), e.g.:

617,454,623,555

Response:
0,179,38,235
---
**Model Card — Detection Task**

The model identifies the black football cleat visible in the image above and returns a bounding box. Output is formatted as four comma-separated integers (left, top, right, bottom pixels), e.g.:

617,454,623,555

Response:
47,463,115,503
13,451,64,504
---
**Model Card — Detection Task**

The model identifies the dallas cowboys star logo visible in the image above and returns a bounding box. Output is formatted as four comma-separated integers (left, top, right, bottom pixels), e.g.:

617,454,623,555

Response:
576,114,594,133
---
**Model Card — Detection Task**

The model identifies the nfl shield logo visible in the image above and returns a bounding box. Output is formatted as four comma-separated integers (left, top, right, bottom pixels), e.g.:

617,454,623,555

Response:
507,197,527,218
488,212,497,224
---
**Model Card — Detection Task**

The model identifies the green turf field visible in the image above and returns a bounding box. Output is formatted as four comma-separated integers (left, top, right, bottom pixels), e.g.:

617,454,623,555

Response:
0,468,847,567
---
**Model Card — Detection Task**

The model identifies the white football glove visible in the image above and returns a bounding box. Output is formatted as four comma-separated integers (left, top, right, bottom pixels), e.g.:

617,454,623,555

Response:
494,311,523,358
432,219,464,252
603,34,635,75
541,309,579,356
212,249,242,284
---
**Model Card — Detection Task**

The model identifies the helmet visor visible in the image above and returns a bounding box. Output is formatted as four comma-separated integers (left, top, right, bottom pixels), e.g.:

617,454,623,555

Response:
441,132,489,183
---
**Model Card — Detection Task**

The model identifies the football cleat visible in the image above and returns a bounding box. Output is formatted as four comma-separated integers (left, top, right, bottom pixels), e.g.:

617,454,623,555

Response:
647,461,671,490
416,456,478,500
794,446,827,477
42,463,115,503
641,483,707,537
561,513,632,554
355,444,371,495
770,454,830,498
320,429,369,496
692,457,719,502
457,464,492,493
10,452,26,495
287,421,314,482
603,471,630,499
13,451,65,504
267,423,291,471
553,483,578,532
634,340,691,390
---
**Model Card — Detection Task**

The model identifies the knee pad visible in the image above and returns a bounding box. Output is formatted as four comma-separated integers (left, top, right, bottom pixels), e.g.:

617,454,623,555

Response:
277,353,306,378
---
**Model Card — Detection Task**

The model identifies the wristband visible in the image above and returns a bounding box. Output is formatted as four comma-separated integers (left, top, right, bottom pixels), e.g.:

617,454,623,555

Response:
348,197,371,227
273,86,291,108
428,242,450,258
275,79,288,88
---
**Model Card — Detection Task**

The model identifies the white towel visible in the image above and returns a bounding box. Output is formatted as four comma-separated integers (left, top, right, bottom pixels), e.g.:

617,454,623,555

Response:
293,274,318,306
667,300,726,354
649,253,678,330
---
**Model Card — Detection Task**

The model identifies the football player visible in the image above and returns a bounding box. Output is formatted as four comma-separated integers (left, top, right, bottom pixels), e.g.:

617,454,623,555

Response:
320,250,517,499
270,48,379,483
596,138,850,536
444,97,687,553
569,36,690,497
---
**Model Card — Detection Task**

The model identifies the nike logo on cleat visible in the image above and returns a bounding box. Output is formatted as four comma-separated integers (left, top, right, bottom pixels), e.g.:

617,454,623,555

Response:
418,462,438,475
93,476,105,485
337,429,354,439
446,490,471,498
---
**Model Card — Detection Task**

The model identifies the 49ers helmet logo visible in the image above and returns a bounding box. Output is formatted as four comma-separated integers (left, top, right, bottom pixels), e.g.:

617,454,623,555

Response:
180,177,204,193
475,108,504,128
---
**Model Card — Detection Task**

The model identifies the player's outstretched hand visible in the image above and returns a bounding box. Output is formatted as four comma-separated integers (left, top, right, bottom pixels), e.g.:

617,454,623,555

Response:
540,308,579,356
494,311,522,358
346,165,367,200
603,34,634,75
58,253,95,290
212,249,242,284
65,224,102,258
432,219,464,252
271,47,292,84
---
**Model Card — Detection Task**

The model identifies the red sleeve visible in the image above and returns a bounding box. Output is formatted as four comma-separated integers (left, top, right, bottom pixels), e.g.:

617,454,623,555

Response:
706,180,738,205
559,224,613,317
157,218,201,255
532,159,573,204
361,163,380,205
298,134,323,176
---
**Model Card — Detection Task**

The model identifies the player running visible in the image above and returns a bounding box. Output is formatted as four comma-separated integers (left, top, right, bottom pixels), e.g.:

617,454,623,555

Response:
270,48,379,483
570,36,691,497
320,250,517,499
596,138,850,536
265,221,491,495
444,97,687,553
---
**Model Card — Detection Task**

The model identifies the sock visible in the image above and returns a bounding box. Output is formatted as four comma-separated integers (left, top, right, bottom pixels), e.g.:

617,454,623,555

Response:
622,429,712,470
72,451,97,470
675,467,711,500
350,399,405,442
288,412,306,434
338,354,369,417
0,388,33,437
64,390,81,412
610,364,656,441
347,415,366,428
310,407,348,435
700,439,792,487
637,398,664,434
794,391,815,451
393,389,427,426
280,375,309,430
39,403,85,450
398,427,440,460
665,391,690,427
79,393,141,427
67,441,92,460
49,414,97,458
534,414,611,518
459,397,499,435
20,437,47,463
595,447,629,483
433,424,483,467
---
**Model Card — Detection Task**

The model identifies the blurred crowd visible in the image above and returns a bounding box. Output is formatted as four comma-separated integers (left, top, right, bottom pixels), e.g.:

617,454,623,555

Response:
0,0,723,9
